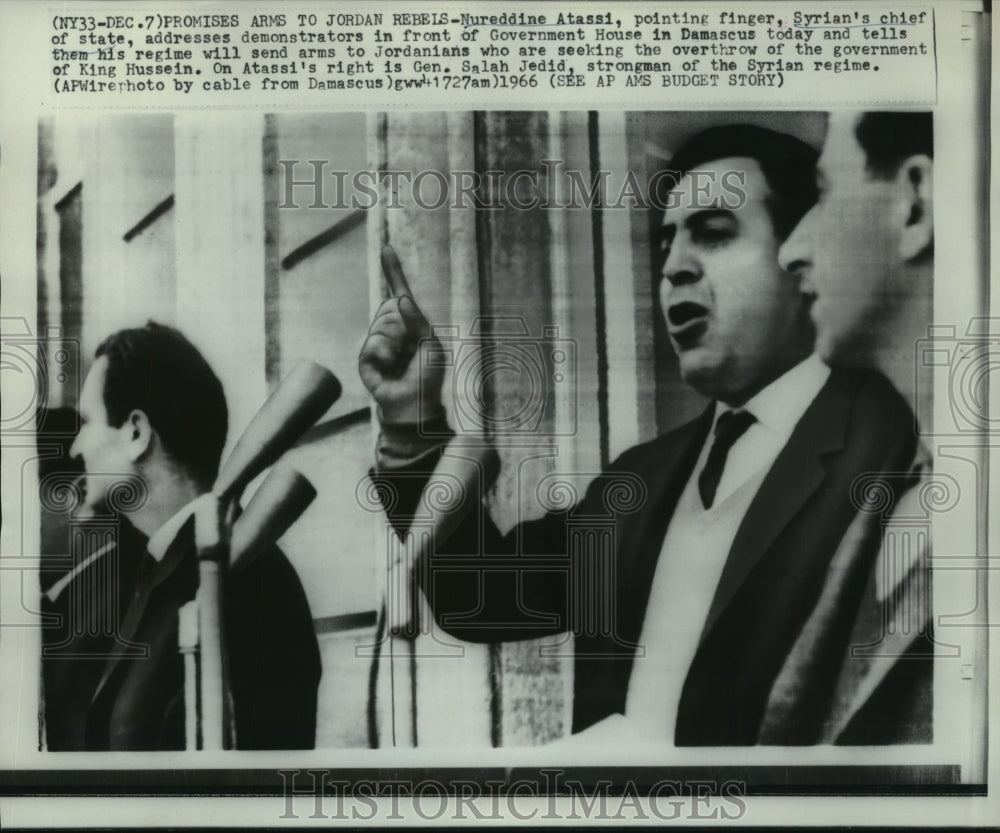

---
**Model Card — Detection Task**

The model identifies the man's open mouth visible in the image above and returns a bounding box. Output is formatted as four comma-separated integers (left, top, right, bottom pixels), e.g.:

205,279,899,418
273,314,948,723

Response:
667,301,710,345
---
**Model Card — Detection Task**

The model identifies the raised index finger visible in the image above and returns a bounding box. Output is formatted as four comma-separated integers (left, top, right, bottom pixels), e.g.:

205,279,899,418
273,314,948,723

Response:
381,244,413,298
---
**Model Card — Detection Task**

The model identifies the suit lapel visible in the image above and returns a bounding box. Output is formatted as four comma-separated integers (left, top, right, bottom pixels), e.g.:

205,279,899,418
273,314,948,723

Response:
91,519,194,706
699,371,854,643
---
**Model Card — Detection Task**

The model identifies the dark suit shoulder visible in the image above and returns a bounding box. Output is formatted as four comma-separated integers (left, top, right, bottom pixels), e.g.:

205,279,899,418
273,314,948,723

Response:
828,366,917,456
831,366,913,420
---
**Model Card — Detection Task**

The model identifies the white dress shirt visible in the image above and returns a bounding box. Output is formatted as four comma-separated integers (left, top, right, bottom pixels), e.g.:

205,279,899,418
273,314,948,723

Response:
147,499,202,560
624,354,830,743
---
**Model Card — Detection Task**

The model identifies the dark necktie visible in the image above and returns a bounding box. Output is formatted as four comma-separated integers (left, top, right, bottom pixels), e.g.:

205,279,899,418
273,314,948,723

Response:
698,409,757,509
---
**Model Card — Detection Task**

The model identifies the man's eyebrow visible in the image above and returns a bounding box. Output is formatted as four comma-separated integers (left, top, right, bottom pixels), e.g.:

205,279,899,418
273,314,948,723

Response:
660,206,735,243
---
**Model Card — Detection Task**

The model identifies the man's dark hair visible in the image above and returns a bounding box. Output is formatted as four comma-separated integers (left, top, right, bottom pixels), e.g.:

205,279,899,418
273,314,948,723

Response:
855,112,933,179
95,322,227,487
661,123,819,240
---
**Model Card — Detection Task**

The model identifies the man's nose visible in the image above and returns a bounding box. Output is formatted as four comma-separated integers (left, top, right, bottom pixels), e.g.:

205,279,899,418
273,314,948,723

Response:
69,434,82,459
661,238,701,287
778,213,813,275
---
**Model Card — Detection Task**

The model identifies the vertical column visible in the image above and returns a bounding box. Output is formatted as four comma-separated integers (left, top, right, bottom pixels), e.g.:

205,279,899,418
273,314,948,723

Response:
79,117,130,361
363,113,489,748
545,112,578,477
379,112,493,748
594,111,643,461
173,113,268,457
364,112,395,749
475,111,554,533
446,112,482,400
78,115,176,362
545,111,596,738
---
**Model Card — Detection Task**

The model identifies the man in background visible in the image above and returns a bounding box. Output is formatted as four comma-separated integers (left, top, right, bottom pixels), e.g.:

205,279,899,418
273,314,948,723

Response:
65,321,320,750
773,111,935,742
779,111,933,427
361,124,919,745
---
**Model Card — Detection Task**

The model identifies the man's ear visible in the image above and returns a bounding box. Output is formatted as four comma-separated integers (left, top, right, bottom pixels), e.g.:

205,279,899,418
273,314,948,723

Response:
896,154,933,262
123,409,153,461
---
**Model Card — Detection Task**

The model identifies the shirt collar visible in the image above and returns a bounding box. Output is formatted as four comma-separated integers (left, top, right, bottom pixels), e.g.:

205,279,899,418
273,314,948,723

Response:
714,353,831,436
146,499,200,561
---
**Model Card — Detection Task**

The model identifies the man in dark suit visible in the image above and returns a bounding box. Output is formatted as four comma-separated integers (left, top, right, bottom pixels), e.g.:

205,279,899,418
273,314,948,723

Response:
66,322,320,750
360,125,920,745
771,111,936,743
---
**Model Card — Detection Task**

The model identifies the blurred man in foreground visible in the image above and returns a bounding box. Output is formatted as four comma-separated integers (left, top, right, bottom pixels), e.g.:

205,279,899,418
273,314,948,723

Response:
774,111,935,742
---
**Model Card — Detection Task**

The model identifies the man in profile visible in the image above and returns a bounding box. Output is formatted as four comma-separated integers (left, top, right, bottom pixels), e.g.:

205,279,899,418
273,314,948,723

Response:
65,321,320,750
775,111,935,742
360,124,919,745
779,111,932,428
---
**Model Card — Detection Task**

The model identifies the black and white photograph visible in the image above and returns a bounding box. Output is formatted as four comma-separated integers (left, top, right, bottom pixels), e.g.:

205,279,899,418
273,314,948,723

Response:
27,106,983,762
0,0,994,828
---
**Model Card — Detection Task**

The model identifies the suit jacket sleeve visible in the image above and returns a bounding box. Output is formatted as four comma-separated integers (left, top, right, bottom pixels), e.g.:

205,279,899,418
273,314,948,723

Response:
373,436,649,645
